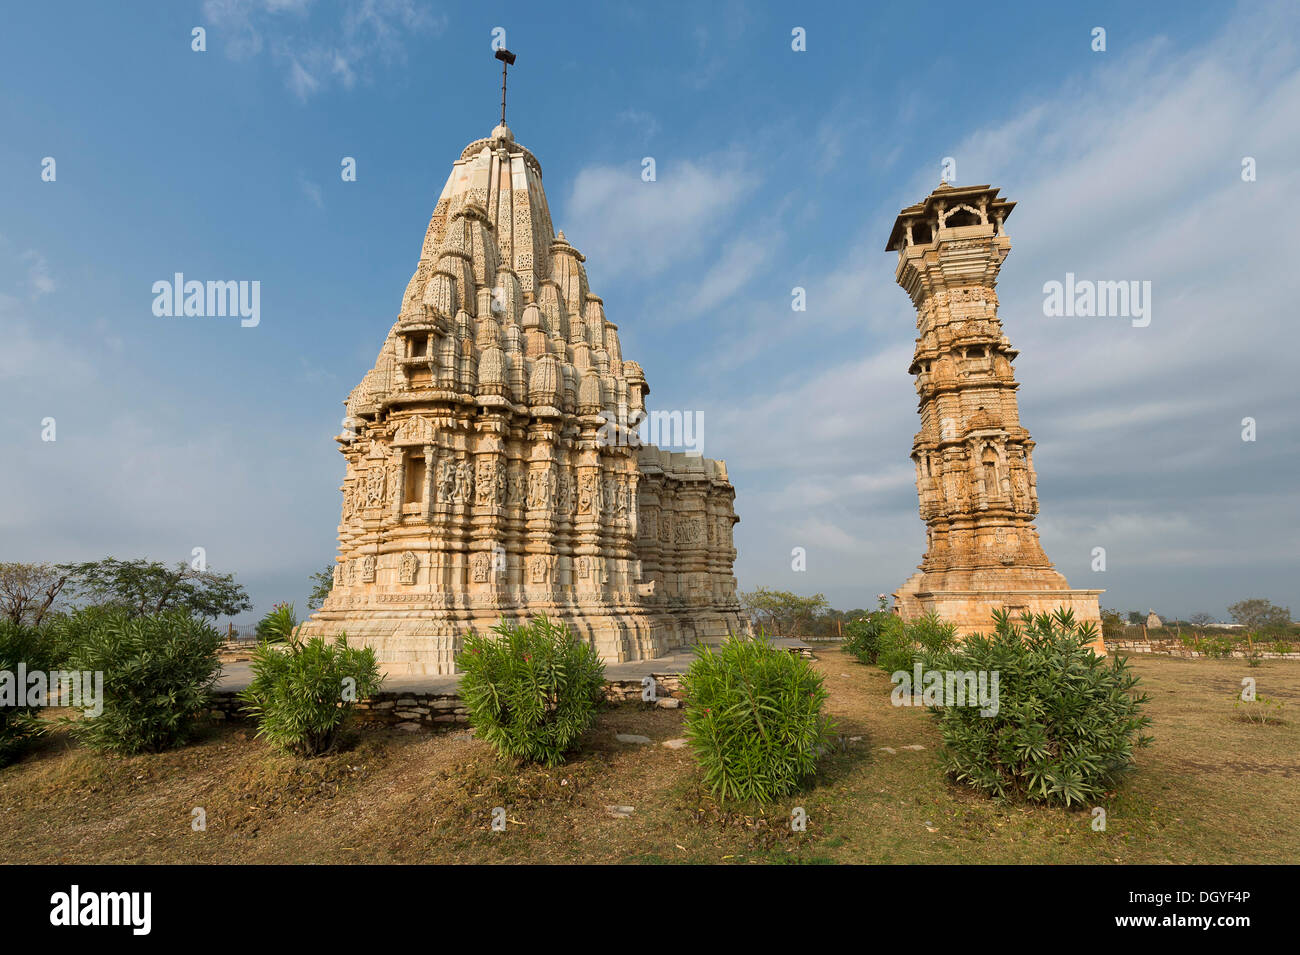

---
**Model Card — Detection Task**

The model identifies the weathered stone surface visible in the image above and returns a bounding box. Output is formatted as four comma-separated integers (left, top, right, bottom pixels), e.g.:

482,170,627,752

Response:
615,733,651,745
303,123,745,673
885,183,1104,650
606,805,635,818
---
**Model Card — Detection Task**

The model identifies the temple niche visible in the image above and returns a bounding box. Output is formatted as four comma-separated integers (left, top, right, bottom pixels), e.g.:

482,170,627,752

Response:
302,122,744,674
885,183,1104,650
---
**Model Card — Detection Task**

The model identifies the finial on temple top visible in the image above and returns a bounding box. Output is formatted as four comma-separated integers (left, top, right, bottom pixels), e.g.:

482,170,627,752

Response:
495,48,517,129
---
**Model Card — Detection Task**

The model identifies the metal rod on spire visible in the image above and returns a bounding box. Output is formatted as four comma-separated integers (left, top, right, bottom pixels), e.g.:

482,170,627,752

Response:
495,48,516,127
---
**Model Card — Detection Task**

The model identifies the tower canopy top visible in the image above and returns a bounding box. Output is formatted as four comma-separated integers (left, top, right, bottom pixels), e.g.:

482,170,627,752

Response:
886,183,1015,251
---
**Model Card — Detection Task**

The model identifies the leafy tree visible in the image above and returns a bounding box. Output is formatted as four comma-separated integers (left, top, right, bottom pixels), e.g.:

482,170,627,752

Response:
0,562,72,626
1227,598,1292,633
1100,608,1127,639
307,565,335,611
64,558,251,620
1187,612,1215,626
739,587,829,637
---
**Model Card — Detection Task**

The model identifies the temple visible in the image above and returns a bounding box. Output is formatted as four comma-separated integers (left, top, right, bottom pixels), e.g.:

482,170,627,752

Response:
303,121,744,673
885,183,1104,647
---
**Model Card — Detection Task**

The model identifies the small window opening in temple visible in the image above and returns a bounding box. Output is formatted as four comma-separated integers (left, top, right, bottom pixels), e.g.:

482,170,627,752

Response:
404,455,426,503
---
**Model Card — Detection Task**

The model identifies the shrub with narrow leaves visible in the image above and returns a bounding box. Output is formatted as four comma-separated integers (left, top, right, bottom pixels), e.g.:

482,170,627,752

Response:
923,609,1152,807
65,608,223,754
240,628,383,757
845,605,955,674
255,601,298,644
0,620,58,766
842,596,900,665
682,635,832,803
457,616,606,766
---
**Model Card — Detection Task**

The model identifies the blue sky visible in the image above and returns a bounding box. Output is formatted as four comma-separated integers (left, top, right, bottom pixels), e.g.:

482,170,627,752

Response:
2,0,1297,623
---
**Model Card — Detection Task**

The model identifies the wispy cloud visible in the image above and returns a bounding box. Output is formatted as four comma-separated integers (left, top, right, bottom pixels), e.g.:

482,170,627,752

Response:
563,151,758,280
201,0,445,101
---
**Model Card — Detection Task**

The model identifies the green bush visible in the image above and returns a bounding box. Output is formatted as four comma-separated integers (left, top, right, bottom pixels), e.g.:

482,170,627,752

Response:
853,610,955,675
842,596,900,665
457,616,606,766
923,609,1152,807
682,635,832,803
1191,634,1235,659
239,627,383,757
64,608,223,754
255,601,298,643
0,620,59,766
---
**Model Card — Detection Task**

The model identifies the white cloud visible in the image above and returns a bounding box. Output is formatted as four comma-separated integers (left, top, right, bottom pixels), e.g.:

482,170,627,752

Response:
202,0,443,100
562,152,758,280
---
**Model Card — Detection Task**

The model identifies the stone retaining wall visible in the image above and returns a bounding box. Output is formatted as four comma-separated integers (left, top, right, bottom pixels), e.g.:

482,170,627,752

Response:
1110,639,1300,660
205,674,686,732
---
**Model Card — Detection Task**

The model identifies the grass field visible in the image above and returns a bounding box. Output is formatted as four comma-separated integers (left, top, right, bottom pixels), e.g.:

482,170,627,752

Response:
1,649,1296,864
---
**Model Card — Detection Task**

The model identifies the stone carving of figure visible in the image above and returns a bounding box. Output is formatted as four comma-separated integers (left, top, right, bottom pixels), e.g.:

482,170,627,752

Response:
388,462,402,506
615,481,629,522
365,467,385,507
494,462,506,505
456,461,474,504
399,551,418,585
506,466,524,507
556,473,570,515
527,469,550,509
476,460,495,506
578,472,597,515
603,477,616,518
1012,467,1030,513
437,460,456,503
361,555,376,583
471,553,490,582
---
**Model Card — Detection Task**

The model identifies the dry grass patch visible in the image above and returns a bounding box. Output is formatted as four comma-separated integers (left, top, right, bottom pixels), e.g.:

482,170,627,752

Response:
0,650,1295,864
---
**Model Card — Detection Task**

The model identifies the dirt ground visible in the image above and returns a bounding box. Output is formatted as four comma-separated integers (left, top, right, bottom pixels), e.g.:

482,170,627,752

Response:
1,650,1296,864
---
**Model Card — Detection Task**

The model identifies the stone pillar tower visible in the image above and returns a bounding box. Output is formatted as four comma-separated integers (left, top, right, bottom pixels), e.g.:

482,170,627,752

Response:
885,182,1103,647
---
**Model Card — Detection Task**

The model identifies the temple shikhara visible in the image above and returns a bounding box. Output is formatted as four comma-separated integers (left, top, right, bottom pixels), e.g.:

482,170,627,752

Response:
304,115,743,673
885,183,1104,646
